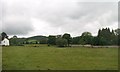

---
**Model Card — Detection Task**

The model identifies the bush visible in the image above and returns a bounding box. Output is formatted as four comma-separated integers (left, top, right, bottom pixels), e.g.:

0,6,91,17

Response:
56,38,68,47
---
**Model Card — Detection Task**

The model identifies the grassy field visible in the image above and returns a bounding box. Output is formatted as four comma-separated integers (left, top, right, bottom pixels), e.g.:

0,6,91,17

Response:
2,44,118,70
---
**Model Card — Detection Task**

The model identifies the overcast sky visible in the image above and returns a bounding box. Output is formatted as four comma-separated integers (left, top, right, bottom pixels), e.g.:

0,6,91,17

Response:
0,0,119,37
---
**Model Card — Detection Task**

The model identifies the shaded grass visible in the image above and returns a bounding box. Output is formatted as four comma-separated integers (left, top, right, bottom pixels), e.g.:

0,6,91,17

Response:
2,45,118,70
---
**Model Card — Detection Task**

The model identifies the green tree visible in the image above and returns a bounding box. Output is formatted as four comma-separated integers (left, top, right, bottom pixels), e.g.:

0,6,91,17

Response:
115,28,120,35
92,36,99,45
47,35,56,45
62,33,72,46
115,28,120,45
72,36,80,44
10,36,18,45
97,28,112,45
110,30,117,45
1,32,8,40
79,32,93,45
10,36,25,46
56,38,68,47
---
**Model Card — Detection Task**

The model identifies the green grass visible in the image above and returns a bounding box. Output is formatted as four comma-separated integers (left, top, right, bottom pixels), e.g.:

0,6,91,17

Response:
2,44,118,70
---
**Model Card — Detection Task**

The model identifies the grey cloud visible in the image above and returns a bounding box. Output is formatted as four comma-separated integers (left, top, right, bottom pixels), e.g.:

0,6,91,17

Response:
1,0,34,35
2,16,33,35
35,2,117,35
1,0,118,36
35,2,117,26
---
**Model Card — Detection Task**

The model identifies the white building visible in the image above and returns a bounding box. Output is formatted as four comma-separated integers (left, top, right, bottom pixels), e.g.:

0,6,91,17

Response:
1,38,10,46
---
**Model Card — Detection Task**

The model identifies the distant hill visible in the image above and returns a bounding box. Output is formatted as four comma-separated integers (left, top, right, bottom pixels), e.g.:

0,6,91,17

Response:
27,35,47,40
10,35,48,45
25,36,48,44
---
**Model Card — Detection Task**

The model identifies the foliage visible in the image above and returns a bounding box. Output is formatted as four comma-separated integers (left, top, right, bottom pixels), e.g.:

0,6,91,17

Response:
114,28,120,35
91,37,99,45
5,27,120,46
1,32,8,40
56,38,68,47
62,33,72,46
47,35,56,45
114,28,120,45
97,28,117,45
72,36,80,44
10,37,25,46
79,32,93,45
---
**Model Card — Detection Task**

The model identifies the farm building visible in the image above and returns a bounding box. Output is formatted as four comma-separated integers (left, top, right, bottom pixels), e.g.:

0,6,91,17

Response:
0,32,10,46
0,38,10,46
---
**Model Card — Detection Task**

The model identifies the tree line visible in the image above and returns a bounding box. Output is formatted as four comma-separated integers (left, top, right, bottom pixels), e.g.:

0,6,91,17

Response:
72,28,120,46
1,28,120,46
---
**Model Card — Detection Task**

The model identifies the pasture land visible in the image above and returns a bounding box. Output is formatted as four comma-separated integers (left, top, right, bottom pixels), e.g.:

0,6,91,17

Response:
2,44,118,70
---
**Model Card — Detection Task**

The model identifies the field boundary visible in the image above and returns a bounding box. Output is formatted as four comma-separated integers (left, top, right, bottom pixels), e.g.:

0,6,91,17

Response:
72,45,119,48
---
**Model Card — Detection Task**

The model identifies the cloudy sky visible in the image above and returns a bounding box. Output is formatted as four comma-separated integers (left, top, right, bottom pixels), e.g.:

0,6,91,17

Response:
0,0,119,37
